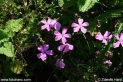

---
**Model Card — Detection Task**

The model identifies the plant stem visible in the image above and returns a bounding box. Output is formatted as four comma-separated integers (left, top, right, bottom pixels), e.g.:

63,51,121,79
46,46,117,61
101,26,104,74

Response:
83,34,91,55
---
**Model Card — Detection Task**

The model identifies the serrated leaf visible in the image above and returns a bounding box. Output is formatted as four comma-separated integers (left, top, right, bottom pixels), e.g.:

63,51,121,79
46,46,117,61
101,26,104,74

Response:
0,42,14,57
77,0,95,12
10,60,24,74
5,18,23,37
58,0,76,8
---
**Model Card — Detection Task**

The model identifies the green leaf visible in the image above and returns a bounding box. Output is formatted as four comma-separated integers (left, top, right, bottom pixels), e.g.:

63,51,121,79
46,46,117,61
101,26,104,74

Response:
58,0,77,8
58,0,64,7
0,29,8,42
0,0,5,5
5,18,23,37
92,0,98,3
10,59,25,74
0,42,14,57
117,23,123,33
77,0,95,12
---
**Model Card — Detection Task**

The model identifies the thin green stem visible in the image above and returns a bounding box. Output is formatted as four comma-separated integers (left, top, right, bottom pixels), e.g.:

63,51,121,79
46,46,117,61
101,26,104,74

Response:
47,52,65,82
47,67,57,82
83,34,91,55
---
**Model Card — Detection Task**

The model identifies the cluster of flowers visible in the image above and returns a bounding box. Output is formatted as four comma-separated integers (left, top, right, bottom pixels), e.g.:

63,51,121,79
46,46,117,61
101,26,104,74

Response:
95,31,123,48
103,51,113,67
37,17,89,68
95,30,123,66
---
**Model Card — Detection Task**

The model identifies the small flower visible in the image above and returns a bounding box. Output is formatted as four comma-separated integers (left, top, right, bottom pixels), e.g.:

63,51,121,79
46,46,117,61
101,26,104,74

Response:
41,17,53,31
113,33,123,48
103,60,112,67
54,28,71,44
95,31,112,45
58,43,74,52
41,17,61,31
50,20,61,31
55,59,65,68
37,44,53,61
105,51,113,58
71,18,89,34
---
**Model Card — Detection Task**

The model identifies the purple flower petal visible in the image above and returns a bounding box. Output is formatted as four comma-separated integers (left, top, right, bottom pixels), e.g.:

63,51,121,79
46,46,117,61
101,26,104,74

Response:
43,44,49,51
108,34,112,40
108,61,112,67
73,27,80,32
71,23,79,27
63,45,69,52
103,61,108,64
82,22,89,26
63,44,74,52
55,36,62,41
58,45,65,51
102,39,108,45
78,18,83,25
68,44,74,50
64,34,71,38
62,28,67,34
46,50,53,55
41,25,47,30
50,20,57,26
103,60,112,67
120,33,123,41
113,41,120,48
54,22,61,31
62,37,67,44
47,17,52,24
95,32,103,40
46,25,51,31
38,46,43,52
104,31,110,37
37,53,47,61
80,27,87,34
121,42,123,47
55,59,65,68
114,33,119,40
54,31,61,36
41,19,47,24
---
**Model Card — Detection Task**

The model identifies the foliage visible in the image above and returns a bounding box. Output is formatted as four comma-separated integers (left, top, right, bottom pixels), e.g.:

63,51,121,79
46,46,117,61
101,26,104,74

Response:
58,0,97,12
5,18,23,37
77,0,96,12
0,29,8,42
0,0,123,82
0,42,14,57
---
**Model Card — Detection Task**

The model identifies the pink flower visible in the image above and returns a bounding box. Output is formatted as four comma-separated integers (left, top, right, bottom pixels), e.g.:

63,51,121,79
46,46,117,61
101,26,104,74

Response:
37,44,53,61
41,17,53,31
95,31,112,45
113,33,123,48
41,17,61,31
58,43,74,52
50,20,61,31
71,18,89,34
55,59,65,68
54,28,71,44
103,60,112,67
